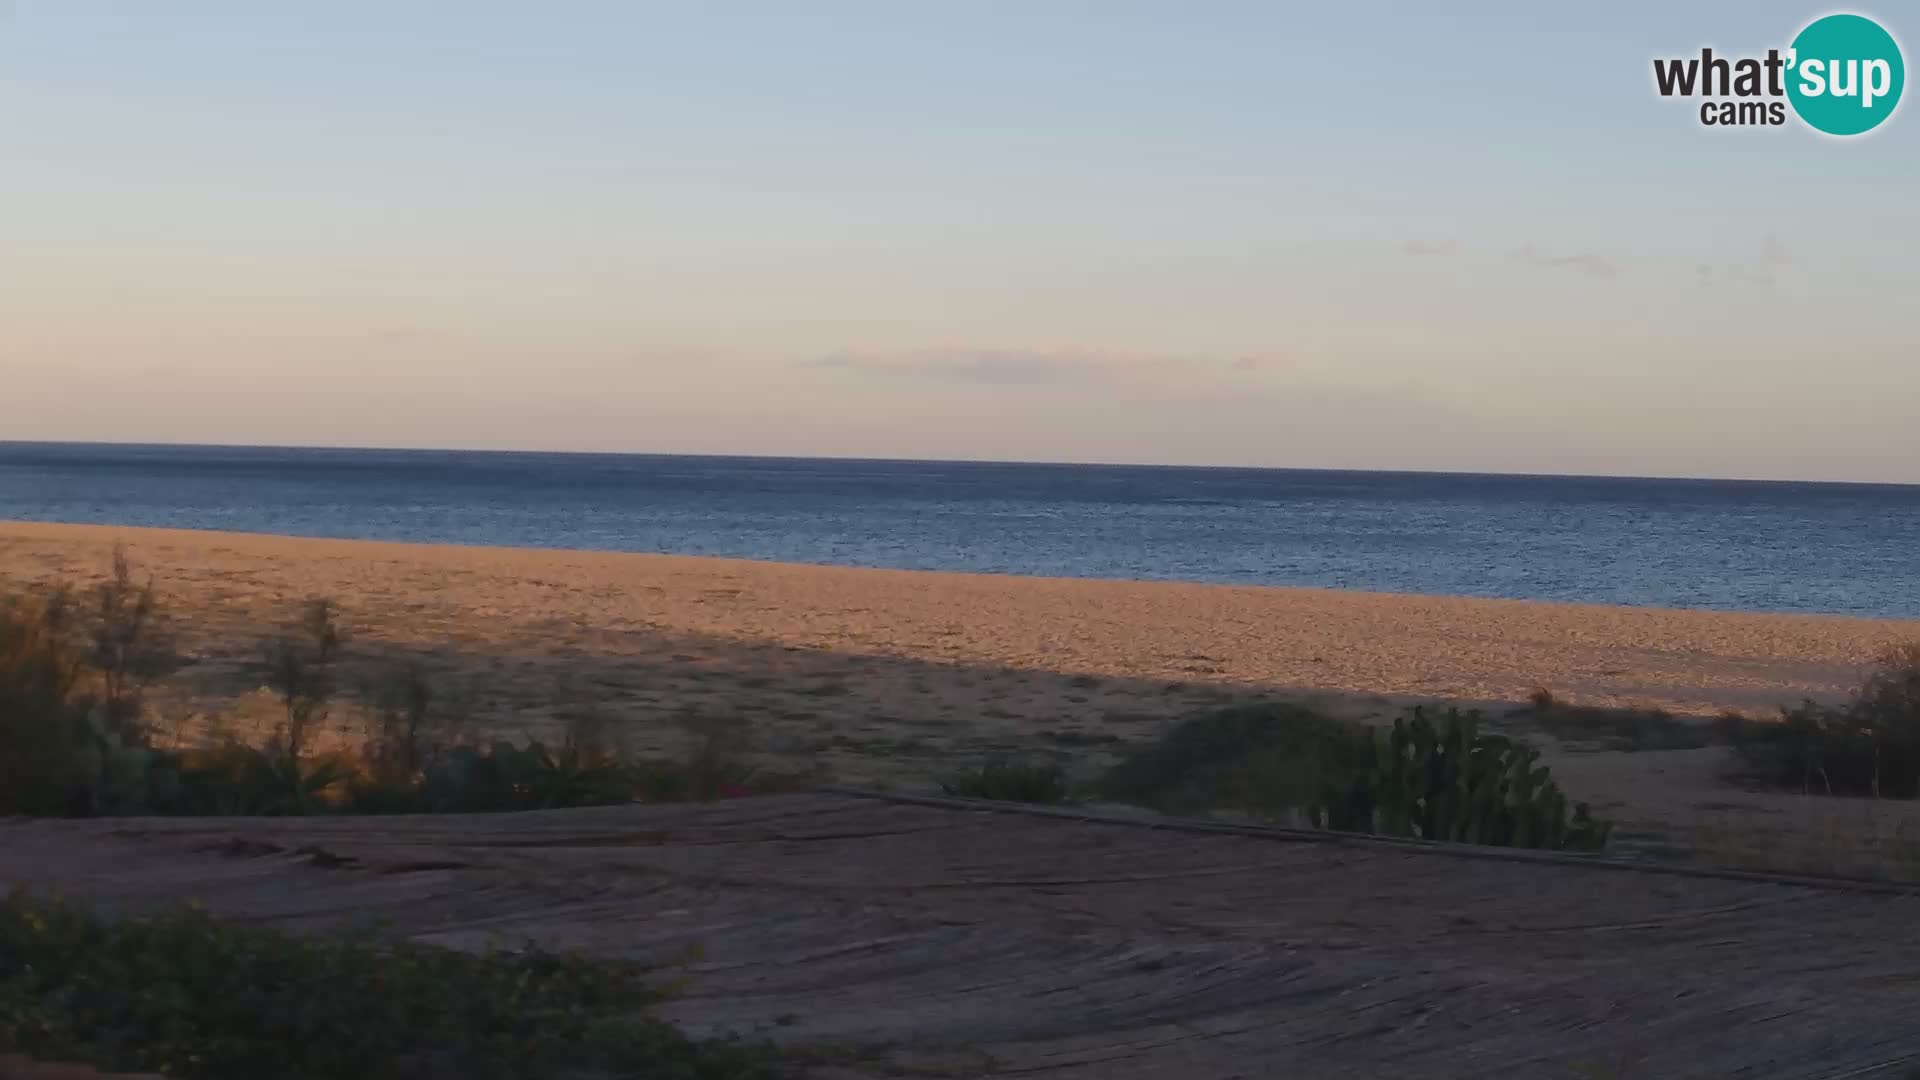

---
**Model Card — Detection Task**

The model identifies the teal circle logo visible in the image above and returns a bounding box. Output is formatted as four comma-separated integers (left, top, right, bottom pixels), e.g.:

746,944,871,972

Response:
1787,13,1905,135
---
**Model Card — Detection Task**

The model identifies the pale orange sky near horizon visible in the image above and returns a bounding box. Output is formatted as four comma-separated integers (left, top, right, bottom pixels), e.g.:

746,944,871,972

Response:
4,2,1917,483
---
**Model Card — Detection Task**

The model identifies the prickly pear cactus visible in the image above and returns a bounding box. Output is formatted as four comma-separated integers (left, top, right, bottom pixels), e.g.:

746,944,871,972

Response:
1314,707,1611,852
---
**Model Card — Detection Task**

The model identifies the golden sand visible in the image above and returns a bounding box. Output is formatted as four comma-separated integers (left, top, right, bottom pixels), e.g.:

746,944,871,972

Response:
4,520,1907,715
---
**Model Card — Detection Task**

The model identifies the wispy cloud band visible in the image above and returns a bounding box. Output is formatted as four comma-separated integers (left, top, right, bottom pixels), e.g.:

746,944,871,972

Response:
811,346,1284,385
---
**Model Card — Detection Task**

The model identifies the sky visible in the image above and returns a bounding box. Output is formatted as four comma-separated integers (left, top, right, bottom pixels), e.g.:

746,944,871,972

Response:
2,2,1917,482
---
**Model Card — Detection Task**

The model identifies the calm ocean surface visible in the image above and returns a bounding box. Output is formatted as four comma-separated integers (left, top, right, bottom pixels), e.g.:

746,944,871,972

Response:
2,442,1916,618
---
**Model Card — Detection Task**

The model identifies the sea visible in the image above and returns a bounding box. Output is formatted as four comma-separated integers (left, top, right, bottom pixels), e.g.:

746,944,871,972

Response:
1,442,1916,619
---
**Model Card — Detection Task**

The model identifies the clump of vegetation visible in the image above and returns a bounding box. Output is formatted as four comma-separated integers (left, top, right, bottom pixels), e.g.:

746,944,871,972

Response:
940,758,1070,803
0,891,777,1080
1095,703,1374,816
117,718,794,818
354,722,786,814
0,589,97,815
0,551,178,816
629,726,781,803
258,597,344,766
83,549,173,737
0,556,797,819
1515,687,1712,752
359,660,447,785
1315,706,1612,851
1090,702,1608,851
1719,643,1920,798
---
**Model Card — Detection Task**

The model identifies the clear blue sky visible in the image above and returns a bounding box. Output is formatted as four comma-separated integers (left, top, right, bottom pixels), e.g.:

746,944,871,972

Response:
3,2,1916,481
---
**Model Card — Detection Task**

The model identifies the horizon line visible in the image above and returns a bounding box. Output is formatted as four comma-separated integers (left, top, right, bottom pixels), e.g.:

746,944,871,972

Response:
2,438,1916,491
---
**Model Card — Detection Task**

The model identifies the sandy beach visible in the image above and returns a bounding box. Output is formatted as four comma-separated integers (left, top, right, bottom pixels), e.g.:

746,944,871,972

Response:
6,519,1920,870
4,520,1910,710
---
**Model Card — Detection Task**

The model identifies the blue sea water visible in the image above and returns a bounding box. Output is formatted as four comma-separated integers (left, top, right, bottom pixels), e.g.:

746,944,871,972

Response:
1,442,1916,618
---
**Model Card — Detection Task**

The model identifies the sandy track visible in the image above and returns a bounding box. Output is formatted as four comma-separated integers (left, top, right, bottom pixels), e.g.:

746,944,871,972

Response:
7,794,1920,1079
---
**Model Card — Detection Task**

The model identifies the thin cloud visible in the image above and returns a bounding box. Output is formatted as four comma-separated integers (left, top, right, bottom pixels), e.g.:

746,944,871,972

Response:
1400,238,1461,257
1697,235,1791,288
812,346,1279,386
1514,243,1618,278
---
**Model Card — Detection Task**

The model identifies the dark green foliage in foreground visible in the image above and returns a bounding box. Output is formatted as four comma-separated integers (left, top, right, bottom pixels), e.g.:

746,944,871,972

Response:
353,731,781,814
108,734,789,818
1315,707,1611,852
1720,644,1920,798
940,758,1070,803
1093,702,1609,852
376,737,637,813
0,892,777,1080
0,564,195,817
1095,703,1375,816
0,590,98,815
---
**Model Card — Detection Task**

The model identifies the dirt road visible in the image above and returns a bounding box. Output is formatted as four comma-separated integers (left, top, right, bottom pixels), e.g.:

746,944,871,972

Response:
6,793,1919,1078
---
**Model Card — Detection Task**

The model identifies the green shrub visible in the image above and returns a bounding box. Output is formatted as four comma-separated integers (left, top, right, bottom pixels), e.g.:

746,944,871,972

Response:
1721,643,1920,797
0,590,97,815
1315,707,1611,851
12,730,792,820
348,726,792,814
0,556,181,816
0,891,776,1080
359,661,451,785
257,598,344,764
390,736,634,812
153,742,356,816
631,731,784,803
81,548,173,736
940,758,1070,803
1095,703,1374,816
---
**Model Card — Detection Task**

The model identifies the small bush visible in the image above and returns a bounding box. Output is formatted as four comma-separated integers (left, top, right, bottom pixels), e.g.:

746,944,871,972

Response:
151,742,357,816
1,551,185,816
1722,643,1920,797
940,759,1070,803
15,726,794,820
1095,703,1374,816
346,715,796,814
258,598,344,765
0,891,775,1080
82,547,173,736
390,736,634,813
0,591,97,815
359,661,447,785
630,728,783,803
